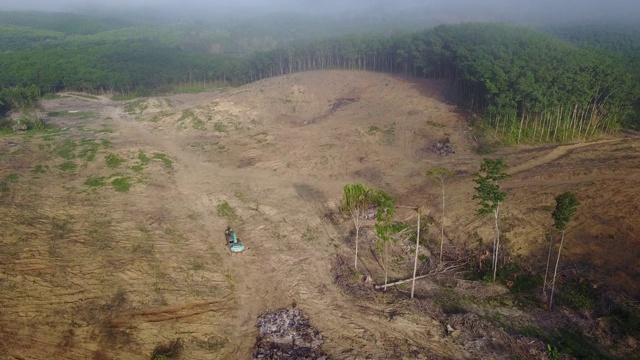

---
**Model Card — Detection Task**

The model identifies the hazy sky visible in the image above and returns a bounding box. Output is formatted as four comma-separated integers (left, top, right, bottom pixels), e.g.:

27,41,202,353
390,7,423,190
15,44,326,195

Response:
0,0,638,23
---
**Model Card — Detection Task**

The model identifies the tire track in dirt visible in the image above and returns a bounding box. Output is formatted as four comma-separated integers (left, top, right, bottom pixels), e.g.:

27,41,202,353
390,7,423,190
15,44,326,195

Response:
508,138,626,175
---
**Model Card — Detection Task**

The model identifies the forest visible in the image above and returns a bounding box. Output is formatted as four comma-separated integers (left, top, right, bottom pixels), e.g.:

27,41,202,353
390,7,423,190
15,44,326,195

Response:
1,10,639,141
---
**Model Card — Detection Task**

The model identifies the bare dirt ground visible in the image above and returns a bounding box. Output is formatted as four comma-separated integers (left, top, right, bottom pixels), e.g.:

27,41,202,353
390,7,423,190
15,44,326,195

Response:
1,70,639,359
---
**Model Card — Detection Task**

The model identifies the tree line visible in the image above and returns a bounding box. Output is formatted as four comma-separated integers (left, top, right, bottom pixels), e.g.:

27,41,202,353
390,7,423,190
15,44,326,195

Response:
233,23,640,138
2,21,639,137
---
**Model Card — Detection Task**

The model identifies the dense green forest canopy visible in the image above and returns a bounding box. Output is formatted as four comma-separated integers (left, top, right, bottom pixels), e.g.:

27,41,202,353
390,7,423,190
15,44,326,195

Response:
1,10,639,138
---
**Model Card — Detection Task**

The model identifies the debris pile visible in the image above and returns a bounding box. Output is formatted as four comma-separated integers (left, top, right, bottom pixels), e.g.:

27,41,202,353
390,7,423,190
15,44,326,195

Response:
253,307,329,360
431,137,455,155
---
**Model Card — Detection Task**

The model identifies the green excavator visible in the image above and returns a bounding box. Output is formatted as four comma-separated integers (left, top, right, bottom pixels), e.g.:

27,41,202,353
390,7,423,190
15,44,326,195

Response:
225,227,245,253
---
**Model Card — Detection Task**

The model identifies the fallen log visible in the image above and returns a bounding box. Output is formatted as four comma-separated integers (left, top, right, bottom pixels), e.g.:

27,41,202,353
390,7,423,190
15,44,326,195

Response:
374,264,463,291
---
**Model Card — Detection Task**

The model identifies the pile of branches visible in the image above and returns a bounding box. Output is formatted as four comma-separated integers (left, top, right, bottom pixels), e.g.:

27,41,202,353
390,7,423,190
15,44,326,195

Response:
253,306,329,360
431,138,455,155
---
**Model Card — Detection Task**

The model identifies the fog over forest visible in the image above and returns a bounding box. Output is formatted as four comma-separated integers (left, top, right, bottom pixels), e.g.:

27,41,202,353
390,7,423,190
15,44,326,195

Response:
0,0,639,24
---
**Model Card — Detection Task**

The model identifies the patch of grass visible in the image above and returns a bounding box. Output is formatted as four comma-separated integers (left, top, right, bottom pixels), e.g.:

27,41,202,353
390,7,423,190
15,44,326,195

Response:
0,180,8,194
42,93,64,99
216,201,238,221
609,303,640,337
32,164,47,173
111,177,132,192
59,161,77,171
187,212,200,221
558,281,597,311
69,92,99,100
106,154,125,168
427,120,445,128
367,125,381,135
477,143,497,155
380,122,396,145
367,123,396,145
124,99,149,115
550,327,613,359
6,173,19,182
192,117,205,130
84,175,106,188
56,139,77,159
152,153,173,169
112,93,141,101
78,139,99,161
47,110,97,120
101,139,111,148
138,151,150,165
302,227,316,242
213,122,227,133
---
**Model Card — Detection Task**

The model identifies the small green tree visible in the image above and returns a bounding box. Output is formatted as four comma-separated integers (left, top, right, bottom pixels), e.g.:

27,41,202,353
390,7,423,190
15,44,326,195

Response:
549,191,580,308
341,183,372,272
426,167,456,265
472,158,510,282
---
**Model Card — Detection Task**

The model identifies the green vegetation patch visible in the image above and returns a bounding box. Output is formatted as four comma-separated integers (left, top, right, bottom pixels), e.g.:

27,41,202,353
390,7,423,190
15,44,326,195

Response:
152,153,173,169
111,177,132,192
47,110,97,119
367,123,396,145
213,122,227,133
138,151,150,165
69,93,99,100
105,153,125,168
59,161,77,171
216,201,238,221
78,139,100,161
558,281,597,311
32,164,47,173
131,151,151,173
124,99,149,115
84,175,106,188
177,109,206,130
55,139,77,159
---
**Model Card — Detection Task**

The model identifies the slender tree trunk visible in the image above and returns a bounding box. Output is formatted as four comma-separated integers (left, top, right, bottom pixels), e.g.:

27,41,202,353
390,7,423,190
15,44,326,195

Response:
439,180,445,265
384,240,389,290
355,223,360,271
549,230,565,308
517,107,525,144
411,210,421,299
492,206,500,282
543,235,553,294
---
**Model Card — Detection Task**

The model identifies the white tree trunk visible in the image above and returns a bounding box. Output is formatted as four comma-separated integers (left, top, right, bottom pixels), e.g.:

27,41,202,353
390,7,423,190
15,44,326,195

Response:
353,209,361,272
549,230,565,308
355,224,360,271
543,235,553,294
492,206,500,282
384,241,388,290
411,211,421,299
440,180,445,265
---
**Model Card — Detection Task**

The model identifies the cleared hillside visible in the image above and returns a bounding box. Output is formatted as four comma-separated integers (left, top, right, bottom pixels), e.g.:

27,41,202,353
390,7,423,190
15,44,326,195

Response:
1,71,638,359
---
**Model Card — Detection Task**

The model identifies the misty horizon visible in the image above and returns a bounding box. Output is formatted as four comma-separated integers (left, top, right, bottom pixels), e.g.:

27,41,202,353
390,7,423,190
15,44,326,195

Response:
0,0,639,25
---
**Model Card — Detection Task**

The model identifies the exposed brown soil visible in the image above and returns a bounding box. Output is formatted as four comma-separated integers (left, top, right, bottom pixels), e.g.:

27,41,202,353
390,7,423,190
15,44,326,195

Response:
1,70,639,359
